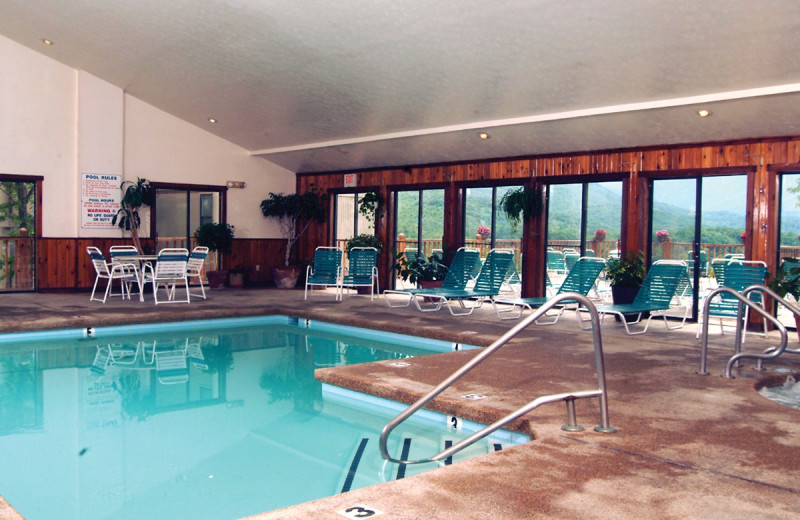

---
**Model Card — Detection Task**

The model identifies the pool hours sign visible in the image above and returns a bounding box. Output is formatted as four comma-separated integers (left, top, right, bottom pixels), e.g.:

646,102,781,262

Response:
81,173,121,228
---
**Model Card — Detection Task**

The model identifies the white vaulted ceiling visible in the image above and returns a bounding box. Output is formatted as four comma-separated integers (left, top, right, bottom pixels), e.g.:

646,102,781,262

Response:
1,0,800,173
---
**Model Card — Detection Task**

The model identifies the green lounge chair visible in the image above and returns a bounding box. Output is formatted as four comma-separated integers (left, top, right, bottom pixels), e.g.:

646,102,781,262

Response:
547,249,566,274
581,262,688,335
412,249,515,316
494,257,606,322
340,247,379,300
304,246,342,300
384,247,481,308
697,260,767,340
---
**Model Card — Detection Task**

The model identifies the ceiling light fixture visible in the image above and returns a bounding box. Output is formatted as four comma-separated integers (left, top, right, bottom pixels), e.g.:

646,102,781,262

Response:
697,109,711,117
208,117,217,124
478,132,490,140
41,38,53,46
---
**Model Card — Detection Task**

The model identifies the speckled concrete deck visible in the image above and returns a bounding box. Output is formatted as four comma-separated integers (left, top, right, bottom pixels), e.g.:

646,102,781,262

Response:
1,287,799,519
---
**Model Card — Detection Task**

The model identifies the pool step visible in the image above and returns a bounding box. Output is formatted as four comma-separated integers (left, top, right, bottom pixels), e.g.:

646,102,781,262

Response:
338,434,507,493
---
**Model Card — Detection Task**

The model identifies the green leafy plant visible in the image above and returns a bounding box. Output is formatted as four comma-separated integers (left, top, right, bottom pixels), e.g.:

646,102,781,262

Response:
499,187,541,231
358,191,384,223
345,233,383,255
260,186,326,266
393,250,448,284
605,251,646,288
768,259,800,300
194,222,235,255
112,178,154,253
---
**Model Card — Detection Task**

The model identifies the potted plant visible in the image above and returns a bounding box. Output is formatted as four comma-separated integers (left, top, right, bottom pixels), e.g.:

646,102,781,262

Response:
195,222,235,288
345,233,383,256
394,251,448,288
260,186,325,288
605,251,646,305
768,259,800,340
656,229,670,243
112,177,154,253
499,186,542,231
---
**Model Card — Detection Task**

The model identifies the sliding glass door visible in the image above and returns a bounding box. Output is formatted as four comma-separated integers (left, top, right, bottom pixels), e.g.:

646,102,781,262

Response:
154,186,224,267
393,189,444,286
650,174,747,320
0,179,36,291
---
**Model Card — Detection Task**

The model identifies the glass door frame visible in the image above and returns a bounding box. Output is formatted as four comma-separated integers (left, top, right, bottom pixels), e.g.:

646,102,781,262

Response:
645,169,753,322
0,173,42,292
150,182,228,251
542,174,626,257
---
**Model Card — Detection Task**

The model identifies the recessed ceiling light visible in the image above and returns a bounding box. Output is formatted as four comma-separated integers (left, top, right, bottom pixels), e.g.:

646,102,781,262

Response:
41,39,53,46
697,109,711,117
478,132,490,140
208,117,217,124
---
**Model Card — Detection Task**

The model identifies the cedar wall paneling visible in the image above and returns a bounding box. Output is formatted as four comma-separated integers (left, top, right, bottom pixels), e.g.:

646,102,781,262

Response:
37,238,284,291
298,135,800,297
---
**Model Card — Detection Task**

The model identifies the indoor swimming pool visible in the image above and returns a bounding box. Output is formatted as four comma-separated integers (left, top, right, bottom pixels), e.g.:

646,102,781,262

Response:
0,316,527,520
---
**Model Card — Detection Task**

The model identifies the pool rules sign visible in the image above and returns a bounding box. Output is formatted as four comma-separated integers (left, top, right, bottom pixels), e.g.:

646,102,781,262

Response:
81,173,121,228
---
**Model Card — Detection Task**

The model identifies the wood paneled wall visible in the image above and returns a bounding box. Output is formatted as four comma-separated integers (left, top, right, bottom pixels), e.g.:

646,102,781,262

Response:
298,136,800,296
37,238,285,291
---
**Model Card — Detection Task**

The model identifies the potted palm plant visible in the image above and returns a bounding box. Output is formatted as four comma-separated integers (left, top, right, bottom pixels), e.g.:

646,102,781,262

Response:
195,222,234,288
260,186,325,288
112,178,154,253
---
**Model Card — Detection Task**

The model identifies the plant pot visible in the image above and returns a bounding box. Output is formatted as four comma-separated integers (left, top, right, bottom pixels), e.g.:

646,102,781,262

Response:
229,272,245,288
207,270,228,289
611,284,640,321
272,265,300,289
419,280,444,302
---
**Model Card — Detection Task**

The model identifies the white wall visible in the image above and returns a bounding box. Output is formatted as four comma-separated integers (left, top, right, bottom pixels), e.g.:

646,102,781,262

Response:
124,97,293,239
0,36,77,237
0,33,294,239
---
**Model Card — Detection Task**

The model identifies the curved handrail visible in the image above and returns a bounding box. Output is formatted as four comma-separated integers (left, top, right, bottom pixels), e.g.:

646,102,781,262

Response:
379,292,614,465
698,284,789,377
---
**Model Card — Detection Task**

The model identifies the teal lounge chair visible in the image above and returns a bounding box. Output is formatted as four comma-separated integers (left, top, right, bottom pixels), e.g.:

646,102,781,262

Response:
384,247,481,308
304,246,342,300
697,260,767,340
340,247,379,300
412,249,515,316
494,257,605,322
581,262,688,335
547,249,566,274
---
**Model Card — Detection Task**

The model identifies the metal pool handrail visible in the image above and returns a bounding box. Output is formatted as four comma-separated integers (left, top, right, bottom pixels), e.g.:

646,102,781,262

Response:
379,293,615,465
698,284,791,377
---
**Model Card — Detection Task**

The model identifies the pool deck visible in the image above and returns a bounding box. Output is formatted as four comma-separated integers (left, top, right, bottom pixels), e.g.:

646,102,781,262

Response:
1,287,799,519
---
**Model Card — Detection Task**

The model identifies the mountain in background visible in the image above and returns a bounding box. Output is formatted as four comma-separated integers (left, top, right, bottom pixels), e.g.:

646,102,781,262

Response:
391,183,800,245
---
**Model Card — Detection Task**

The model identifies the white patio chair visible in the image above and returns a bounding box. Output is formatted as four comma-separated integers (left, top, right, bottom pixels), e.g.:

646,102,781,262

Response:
141,248,190,304
186,246,210,299
87,246,140,303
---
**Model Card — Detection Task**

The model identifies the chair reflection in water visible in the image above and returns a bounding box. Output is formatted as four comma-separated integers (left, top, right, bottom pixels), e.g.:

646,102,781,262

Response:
91,339,190,385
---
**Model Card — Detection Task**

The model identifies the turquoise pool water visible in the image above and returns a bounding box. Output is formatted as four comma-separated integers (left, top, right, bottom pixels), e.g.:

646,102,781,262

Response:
0,316,527,520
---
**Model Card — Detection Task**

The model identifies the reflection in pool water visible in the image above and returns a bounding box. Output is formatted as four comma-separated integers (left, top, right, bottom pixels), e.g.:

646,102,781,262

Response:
0,317,524,520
